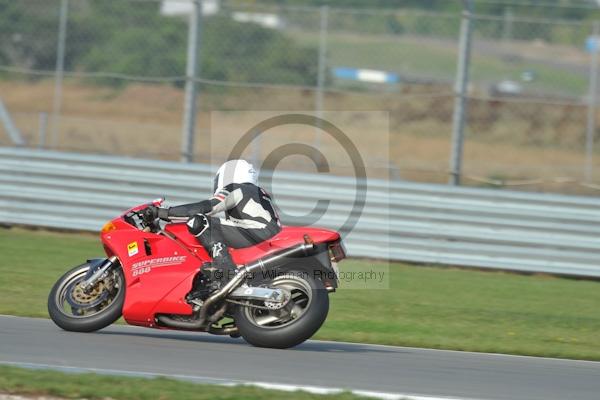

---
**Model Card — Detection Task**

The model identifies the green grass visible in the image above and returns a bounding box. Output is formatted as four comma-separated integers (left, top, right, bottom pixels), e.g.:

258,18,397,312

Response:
0,365,362,400
294,31,587,96
1,227,600,360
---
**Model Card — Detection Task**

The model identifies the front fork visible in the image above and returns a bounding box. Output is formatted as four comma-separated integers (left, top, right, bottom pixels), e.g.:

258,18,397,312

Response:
79,256,119,292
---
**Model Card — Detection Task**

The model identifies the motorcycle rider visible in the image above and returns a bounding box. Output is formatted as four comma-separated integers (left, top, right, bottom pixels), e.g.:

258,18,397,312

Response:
145,159,281,288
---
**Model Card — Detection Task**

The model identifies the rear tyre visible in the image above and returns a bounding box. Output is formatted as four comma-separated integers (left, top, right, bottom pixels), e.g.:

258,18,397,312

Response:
234,269,329,349
48,262,125,332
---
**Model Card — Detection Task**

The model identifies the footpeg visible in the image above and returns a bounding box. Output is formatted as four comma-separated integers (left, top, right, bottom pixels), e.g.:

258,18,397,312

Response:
188,298,204,308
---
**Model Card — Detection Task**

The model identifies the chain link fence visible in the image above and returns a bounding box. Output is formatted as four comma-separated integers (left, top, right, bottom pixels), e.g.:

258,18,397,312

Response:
0,0,599,194
464,12,598,193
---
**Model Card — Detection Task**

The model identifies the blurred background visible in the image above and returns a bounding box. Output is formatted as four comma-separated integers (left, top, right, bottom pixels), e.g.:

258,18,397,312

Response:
1,2,600,381
1,0,600,194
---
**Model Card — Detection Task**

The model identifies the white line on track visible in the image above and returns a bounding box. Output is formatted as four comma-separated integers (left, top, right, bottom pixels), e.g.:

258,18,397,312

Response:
0,361,480,400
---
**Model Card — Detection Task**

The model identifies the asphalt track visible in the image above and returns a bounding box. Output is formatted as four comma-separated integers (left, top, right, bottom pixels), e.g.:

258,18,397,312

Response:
1,316,599,400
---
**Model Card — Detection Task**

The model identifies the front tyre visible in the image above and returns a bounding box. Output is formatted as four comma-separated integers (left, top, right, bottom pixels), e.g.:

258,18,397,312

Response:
48,262,125,332
234,270,329,349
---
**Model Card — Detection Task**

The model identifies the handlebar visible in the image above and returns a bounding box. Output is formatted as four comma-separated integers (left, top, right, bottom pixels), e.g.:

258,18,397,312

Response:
122,199,166,233
123,206,154,232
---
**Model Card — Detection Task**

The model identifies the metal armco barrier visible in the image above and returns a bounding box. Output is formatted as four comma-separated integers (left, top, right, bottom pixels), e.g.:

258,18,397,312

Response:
1,147,600,277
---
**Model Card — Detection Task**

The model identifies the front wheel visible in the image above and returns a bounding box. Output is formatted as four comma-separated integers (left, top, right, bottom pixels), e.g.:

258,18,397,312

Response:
48,262,125,332
234,269,329,349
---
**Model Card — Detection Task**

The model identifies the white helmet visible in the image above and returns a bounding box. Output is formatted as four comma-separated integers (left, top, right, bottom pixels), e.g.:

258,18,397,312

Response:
213,159,258,193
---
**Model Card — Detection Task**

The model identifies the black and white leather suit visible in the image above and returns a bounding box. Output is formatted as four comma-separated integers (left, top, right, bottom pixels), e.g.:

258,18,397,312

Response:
159,183,281,278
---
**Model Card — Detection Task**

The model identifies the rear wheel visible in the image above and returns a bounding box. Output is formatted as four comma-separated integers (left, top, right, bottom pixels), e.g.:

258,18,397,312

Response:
234,270,329,349
48,262,125,332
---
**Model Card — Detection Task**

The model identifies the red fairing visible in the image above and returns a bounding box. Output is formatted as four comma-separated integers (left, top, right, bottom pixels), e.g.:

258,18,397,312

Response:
164,223,340,264
102,207,340,328
102,225,202,326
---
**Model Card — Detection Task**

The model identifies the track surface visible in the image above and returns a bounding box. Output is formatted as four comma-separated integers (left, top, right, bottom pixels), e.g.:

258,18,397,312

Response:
1,316,599,400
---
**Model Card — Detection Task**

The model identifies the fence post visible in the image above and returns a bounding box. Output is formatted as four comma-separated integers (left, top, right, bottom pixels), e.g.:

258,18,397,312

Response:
314,5,329,154
181,0,203,163
585,21,600,182
0,97,25,146
449,0,474,186
502,7,513,43
51,0,68,149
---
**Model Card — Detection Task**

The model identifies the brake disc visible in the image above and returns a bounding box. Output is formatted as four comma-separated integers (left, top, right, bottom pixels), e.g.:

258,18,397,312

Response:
65,279,110,310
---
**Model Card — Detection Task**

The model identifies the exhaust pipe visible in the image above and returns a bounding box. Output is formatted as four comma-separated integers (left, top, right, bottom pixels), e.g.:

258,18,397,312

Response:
157,242,315,330
244,242,314,275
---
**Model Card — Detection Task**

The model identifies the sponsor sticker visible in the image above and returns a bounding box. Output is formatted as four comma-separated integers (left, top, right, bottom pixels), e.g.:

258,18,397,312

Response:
131,256,187,269
131,256,187,277
127,241,139,257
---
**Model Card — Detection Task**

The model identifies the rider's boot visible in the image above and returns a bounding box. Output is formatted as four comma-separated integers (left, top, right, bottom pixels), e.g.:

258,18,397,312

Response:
203,242,238,290
186,269,212,302
186,242,238,302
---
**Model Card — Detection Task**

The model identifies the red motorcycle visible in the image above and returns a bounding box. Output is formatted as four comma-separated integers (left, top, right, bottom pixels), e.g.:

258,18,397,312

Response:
48,199,345,349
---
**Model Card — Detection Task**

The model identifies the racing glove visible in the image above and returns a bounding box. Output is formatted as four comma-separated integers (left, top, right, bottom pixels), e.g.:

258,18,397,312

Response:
142,205,170,222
